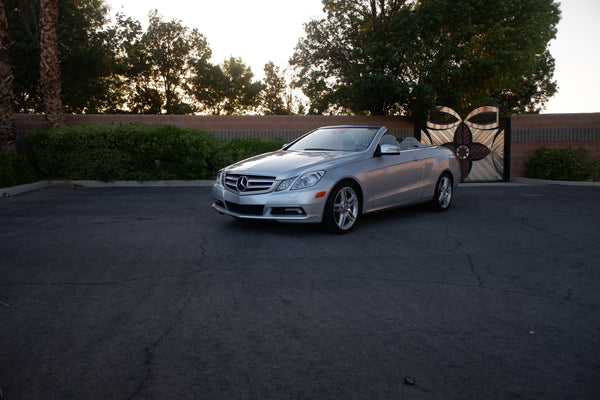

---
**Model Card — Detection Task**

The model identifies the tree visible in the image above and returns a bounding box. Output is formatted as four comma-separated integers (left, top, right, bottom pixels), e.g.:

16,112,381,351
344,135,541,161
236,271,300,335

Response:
291,0,412,115
124,10,211,114
57,0,118,113
291,0,561,119
5,2,287,115
220,57,264,115
413,0,560,115
5,0,41,112
188,58,228,115
0,0,16,153
105,12,145,112
189,57,263,115
39,0,63,126
261,62,290,115
6,0,117,113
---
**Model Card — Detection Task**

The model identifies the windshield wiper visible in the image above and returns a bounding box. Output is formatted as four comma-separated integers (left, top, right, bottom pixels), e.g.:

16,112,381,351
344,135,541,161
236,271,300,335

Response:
303,147,336,151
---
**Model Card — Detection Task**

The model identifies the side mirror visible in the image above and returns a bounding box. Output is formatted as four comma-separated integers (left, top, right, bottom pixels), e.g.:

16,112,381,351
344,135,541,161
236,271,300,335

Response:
379,144,401,155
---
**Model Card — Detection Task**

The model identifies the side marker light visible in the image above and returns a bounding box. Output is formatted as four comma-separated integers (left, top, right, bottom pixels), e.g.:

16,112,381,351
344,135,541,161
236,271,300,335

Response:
315,191,326,198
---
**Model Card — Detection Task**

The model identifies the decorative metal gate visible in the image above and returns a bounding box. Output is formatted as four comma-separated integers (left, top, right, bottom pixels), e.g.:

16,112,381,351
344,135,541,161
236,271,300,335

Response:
419,105,511,182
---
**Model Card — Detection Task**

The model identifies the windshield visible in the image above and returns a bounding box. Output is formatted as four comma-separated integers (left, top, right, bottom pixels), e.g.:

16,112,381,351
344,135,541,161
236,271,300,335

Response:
286,127,380,152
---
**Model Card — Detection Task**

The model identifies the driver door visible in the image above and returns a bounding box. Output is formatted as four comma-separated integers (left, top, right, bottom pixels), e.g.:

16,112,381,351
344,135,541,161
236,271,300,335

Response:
363,148,425,211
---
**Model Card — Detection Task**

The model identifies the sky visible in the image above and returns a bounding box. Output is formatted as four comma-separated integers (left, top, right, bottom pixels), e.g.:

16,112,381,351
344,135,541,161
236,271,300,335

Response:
105,0,600,114
106,0,326,79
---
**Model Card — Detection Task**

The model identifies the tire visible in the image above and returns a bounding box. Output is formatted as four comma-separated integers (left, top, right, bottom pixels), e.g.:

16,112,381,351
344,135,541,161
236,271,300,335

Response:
430,173,453,211
322,181,361,233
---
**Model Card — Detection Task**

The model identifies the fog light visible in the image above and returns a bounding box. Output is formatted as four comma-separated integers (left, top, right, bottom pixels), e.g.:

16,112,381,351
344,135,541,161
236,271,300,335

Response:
271,207,306,216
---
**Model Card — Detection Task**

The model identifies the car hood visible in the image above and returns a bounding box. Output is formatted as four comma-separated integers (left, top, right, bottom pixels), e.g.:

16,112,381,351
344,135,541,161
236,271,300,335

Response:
226,150,362,178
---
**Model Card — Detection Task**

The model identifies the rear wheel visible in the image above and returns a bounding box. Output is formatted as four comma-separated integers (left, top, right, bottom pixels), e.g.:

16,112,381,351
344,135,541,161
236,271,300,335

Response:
323,181,361,233
431,173,453,211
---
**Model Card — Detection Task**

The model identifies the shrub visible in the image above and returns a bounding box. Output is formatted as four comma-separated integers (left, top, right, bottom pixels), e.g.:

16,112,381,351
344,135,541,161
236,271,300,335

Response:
0,152,39,188
211,137,285,171
24,123,286,182
26,123,212,180
524,146,600,181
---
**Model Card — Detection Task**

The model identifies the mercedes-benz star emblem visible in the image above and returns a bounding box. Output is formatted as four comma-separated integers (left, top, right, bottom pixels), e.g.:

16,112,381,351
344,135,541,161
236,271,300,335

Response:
236,176,248,192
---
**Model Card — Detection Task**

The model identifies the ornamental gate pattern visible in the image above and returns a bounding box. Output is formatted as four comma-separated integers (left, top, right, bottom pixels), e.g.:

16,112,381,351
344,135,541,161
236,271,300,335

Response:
419,105,511,182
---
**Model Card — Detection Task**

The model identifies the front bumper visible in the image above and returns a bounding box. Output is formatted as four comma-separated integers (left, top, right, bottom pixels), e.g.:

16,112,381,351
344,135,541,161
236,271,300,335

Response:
211,183,327,223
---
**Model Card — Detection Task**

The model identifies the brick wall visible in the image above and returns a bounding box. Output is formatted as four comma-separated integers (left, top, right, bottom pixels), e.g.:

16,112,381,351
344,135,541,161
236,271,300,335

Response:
15,114,414,142
510,113,600,179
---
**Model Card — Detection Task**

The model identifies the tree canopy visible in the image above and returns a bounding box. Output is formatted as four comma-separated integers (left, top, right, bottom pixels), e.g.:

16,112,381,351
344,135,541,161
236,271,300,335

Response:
120,10,212,114
4,2,276,115
291,0,561,119
3,0,561,117
6,0,116,113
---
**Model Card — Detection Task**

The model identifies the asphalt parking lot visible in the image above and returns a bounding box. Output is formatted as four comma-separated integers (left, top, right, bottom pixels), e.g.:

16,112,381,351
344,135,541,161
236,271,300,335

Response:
1,184,599,399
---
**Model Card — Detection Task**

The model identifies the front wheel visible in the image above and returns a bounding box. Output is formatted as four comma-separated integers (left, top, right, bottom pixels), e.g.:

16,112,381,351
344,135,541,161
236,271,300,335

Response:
430,173,453,211
322,181,361,233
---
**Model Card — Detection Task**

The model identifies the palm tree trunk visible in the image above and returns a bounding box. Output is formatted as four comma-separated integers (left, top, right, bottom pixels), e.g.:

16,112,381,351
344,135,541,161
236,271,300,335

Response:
39,0,63,127
0,1,17,153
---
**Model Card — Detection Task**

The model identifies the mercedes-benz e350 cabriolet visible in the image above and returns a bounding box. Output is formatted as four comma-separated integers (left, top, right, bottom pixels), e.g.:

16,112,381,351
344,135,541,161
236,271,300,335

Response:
212,125,460,233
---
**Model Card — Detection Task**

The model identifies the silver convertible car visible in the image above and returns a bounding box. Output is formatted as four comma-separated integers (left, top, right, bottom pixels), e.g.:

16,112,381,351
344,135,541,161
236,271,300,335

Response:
212,126,460,233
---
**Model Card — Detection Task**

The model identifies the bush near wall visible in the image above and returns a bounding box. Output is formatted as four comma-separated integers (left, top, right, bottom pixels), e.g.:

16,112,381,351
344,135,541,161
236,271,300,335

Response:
524,146,600,181
24,123,285,182
0,153,39,188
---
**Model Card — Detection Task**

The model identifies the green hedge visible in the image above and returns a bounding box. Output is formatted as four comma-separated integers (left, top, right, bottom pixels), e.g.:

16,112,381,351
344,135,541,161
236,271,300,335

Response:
23,123,286,182
524,146,600,181
0,152,39,188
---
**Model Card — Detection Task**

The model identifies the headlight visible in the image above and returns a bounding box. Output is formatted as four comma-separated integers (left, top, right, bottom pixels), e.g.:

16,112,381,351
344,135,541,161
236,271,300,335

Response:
276,176,296,191
276,171,326,192
291,171,325,190
216,170,225,185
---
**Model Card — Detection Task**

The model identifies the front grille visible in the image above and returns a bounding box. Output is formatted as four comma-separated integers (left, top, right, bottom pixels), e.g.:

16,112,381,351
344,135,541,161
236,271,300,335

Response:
225,202,264,216
224,173,276,194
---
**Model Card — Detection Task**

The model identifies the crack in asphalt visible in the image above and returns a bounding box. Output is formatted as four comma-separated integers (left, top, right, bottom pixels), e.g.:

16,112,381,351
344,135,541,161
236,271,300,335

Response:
438,231,598,309
466,254,484,287
127,235,207,400
127,285,196,400
443,225,451,240
3,261,596,312
446,239,483,288
501,206,600,254
3,269,206,287
141,265,599,311
127,287,196,400
393,328,493,338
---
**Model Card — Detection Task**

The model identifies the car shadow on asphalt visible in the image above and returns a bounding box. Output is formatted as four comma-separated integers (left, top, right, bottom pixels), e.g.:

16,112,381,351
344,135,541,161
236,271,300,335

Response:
223,218,326,236
219,204,432,236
